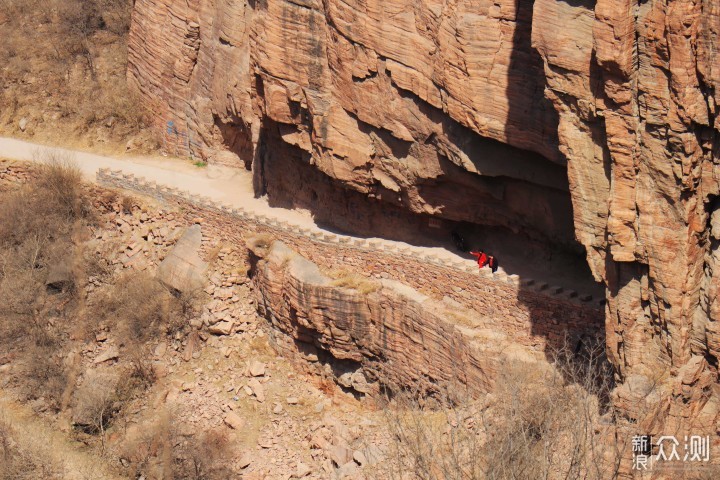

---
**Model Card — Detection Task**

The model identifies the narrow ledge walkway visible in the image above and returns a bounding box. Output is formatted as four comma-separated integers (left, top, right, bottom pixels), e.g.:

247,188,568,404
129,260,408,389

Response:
0,136,603,305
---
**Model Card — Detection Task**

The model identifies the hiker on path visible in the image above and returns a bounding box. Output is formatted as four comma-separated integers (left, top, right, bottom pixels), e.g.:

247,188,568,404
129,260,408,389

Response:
470,250,489,269
488,255,499,273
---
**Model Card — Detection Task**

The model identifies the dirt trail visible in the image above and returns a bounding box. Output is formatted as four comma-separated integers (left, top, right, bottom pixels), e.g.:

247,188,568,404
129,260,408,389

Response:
0,136,316,227
0,136,603,295
0,391,124,480
0,136,460,257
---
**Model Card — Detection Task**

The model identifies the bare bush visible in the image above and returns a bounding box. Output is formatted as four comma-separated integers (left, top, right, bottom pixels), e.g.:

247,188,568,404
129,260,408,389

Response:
171,427,234,480
34,153,89,220
0,419,64,479
121,195,135,214
380,339,622,480
20,343,67,412
118,413,171,478
0,156,87,317
118,413,234,480
89,273,178,345
0,153,86,244
127,349,158,390
71,370,121,444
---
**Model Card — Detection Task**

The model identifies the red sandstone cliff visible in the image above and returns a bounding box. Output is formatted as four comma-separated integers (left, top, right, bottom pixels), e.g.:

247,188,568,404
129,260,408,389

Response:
127,0,720,455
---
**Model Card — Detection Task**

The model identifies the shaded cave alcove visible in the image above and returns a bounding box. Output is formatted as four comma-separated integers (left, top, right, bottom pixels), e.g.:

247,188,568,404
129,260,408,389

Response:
253,118,602,298
214,114,254,170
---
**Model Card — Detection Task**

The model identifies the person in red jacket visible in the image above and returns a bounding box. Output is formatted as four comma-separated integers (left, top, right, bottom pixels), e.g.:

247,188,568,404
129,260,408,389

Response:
470,250,489,269
488,255,499,273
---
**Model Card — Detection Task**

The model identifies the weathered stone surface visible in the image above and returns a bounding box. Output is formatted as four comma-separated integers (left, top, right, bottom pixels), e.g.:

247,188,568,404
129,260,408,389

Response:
157,224,208,292
530,0,720,451
251,241,541,395
207,320,233,336
93,346,119,364
128,0,577,250
248,361,266,377
223,412,246,430
247,378,265,402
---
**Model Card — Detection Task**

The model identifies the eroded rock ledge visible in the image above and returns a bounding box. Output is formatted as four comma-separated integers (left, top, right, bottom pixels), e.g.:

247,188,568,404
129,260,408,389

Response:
248,239,541,396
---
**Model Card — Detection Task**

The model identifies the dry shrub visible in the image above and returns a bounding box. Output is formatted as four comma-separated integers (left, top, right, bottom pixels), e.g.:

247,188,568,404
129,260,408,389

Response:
118,414,172,479
127,349,158,390
0,419,64,479
20,342,67,412
121,195,135,214
172,427,234,480
380,339,622,480
176,286,205,319
379,379,484,480
0,156,91,411
34,152,90,219
89,273,179,345
72,364,157,444
482,352,617,480
71,370,120,436
0,154,86,248
0,155,88,321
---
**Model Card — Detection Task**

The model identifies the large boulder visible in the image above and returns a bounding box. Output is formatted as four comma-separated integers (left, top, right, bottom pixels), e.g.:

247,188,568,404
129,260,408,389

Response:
157,224,208,293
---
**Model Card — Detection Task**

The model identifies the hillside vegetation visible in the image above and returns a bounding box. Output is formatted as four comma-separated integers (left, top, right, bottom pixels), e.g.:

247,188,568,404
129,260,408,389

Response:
0,0,156,152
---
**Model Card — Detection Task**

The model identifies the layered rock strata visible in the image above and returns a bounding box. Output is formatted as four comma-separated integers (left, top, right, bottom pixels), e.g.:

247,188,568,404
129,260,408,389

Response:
127,0,720,447
248,239,542,395
127,0,575,248
530,0,720,442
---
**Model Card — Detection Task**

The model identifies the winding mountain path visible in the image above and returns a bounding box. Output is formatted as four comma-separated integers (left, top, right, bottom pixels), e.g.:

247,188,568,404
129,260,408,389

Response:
0,136,470,259
0,136,603,296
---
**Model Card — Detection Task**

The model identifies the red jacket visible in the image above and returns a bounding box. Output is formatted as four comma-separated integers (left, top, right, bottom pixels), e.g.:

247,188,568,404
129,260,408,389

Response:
470,251,489,268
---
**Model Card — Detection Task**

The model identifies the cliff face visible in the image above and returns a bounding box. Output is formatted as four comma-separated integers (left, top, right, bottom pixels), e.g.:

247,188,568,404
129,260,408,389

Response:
128,0,576,248
127,0,720,435
531,0,720,436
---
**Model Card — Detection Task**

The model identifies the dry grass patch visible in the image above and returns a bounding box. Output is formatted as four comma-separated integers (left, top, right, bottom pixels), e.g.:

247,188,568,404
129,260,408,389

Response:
0,419,64,479
327,268,380,294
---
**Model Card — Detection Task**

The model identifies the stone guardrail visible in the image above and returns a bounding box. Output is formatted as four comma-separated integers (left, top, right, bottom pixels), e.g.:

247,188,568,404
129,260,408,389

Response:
97,168,604,308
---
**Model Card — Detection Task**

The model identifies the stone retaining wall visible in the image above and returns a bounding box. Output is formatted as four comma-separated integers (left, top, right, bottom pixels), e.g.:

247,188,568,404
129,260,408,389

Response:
97,168,605,353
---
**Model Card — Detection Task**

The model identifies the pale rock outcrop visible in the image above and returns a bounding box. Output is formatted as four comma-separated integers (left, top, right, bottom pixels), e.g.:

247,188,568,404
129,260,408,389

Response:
157,224,208,293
